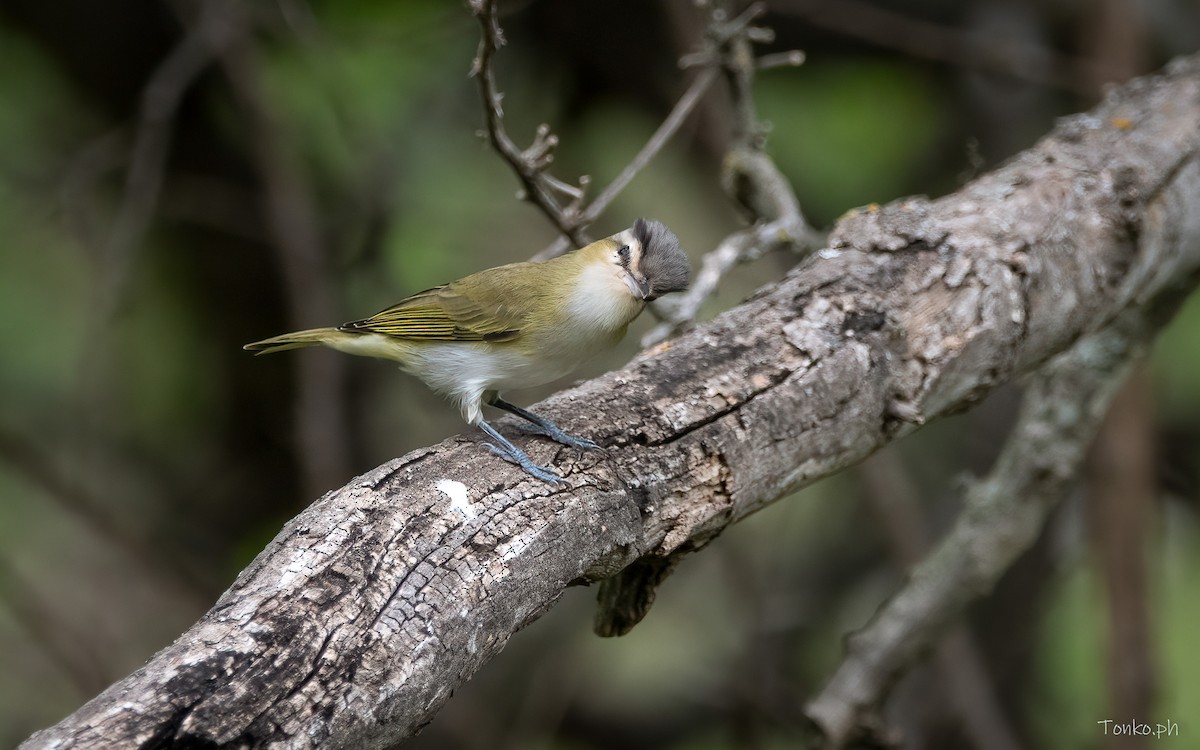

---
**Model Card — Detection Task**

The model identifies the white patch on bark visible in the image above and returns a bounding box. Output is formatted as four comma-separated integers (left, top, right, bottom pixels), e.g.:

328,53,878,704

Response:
437,479,474,520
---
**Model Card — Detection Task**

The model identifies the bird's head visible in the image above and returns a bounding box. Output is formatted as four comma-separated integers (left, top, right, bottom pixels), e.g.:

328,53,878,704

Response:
600,218,690,302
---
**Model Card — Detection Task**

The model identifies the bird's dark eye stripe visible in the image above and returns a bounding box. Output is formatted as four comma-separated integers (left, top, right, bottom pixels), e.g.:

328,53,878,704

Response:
618,244,631,265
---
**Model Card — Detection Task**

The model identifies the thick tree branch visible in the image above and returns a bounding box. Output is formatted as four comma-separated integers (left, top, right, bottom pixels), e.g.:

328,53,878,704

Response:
22,55,1200,750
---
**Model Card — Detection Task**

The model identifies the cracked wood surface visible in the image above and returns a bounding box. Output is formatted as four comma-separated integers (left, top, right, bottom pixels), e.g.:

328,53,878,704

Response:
24,55,1200,749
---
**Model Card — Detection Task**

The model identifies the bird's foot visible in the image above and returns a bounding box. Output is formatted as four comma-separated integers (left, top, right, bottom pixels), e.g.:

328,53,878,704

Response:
478,419,566,485
489,398,600,450
482,443,565,485
520,422,599,450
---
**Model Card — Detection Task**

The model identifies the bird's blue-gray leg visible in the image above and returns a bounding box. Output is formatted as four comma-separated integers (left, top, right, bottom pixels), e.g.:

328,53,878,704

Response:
477,419,565,484
490,397,600,450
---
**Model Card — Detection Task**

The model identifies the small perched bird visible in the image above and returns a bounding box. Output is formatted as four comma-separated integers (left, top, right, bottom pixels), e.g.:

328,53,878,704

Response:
245,219,690,483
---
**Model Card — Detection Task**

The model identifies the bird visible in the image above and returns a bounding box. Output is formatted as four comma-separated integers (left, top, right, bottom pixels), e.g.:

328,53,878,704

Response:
245,218,690,483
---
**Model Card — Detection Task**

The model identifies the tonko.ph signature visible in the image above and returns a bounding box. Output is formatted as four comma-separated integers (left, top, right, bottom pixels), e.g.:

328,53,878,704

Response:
1098,719,1180,739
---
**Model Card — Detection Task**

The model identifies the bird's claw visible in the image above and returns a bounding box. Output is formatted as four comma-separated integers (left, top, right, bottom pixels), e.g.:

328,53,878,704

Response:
482,442,566,485
489,398,600,452
554,433,600,450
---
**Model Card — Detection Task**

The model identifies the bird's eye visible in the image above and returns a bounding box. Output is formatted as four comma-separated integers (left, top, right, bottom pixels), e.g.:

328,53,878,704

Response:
618,245,631,264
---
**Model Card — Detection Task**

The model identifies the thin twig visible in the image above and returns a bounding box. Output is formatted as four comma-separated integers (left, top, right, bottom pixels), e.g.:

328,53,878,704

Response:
579,66,720,227
530,66,721,262
474,0,732,258
571,1,774,229
469,0,589,247
641,0,824,345
719,2,768,144
642,216,805,346
757,50,807,70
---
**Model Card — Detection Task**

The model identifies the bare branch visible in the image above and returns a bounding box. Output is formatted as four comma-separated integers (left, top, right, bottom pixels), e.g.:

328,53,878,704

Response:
22,55,1200,750
578,67,720,228
642,2,825,345
757,50,807,70
469,0,590,247
476,1,745,259
643,215,804,346
860,451,1024,750
529,66,720,262
805,306,1160,748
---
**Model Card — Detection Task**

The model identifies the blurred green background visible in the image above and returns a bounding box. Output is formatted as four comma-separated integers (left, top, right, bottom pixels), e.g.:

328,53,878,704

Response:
1,0,1199,747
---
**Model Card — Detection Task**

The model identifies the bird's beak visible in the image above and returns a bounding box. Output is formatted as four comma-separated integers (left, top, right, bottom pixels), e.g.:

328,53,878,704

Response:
623,271,653,300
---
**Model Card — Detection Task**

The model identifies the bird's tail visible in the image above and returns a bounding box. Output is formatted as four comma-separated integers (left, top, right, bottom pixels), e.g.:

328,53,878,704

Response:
243,327,344,355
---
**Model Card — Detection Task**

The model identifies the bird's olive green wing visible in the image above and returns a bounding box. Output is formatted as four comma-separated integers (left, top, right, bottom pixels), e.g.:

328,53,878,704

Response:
337,265,531,342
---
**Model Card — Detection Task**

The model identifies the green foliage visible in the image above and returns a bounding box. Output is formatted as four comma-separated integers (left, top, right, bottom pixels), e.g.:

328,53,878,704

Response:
258,2,472,190
758,59,948,223
0,29,93,418
1027,564,1106,749
1153,291,1200,418
1029,514,1200,749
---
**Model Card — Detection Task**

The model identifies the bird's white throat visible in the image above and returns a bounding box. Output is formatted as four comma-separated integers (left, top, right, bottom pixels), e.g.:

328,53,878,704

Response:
566,261,644,334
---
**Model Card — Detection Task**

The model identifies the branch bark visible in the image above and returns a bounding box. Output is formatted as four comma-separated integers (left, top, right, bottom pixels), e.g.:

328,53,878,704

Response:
23,54,1200,750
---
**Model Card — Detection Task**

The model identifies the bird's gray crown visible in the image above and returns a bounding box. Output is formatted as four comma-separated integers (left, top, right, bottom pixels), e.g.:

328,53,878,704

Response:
634,218,690,298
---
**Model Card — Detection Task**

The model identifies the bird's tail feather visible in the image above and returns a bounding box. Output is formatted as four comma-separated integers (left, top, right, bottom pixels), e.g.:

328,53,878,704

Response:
243,327,342,355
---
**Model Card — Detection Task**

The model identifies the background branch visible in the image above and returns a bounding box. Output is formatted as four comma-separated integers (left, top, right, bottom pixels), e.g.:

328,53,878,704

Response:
644,2,825,344
93,0,236,321
476,0,808,266
771,0,1125,95
210,3,353,496
469,0,590,247
1087,369,1159,746
806,307,1163,748
859,450,1023,750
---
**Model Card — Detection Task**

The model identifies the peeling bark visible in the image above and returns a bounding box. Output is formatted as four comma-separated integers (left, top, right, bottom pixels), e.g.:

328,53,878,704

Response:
23,55,1200,750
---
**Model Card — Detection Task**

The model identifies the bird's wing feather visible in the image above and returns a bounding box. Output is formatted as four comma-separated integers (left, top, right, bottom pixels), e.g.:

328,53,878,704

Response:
338,266,531,342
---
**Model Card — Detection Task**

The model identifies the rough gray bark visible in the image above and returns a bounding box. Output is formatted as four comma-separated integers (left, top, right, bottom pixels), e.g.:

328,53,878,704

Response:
24,55,1200,750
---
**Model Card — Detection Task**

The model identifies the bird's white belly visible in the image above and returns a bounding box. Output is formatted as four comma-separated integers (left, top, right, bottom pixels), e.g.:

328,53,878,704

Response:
402,341,575,425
